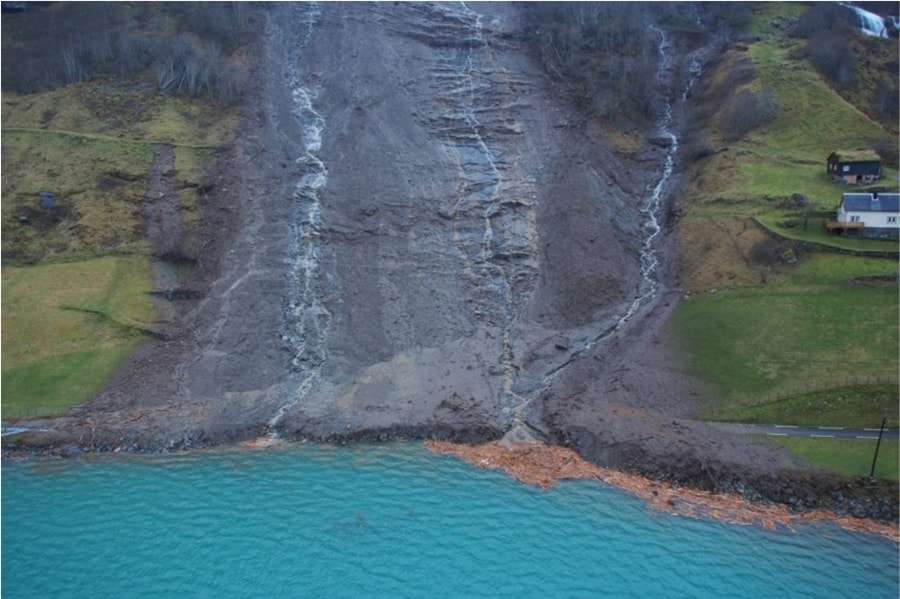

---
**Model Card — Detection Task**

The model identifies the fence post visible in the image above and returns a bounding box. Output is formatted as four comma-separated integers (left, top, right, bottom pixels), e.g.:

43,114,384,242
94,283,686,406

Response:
869,416,887,478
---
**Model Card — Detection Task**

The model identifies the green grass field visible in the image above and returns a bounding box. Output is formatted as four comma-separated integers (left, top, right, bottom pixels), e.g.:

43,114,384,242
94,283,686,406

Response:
2,255,158,417
769,438,899,480
667,271,898,411
1,76,236,418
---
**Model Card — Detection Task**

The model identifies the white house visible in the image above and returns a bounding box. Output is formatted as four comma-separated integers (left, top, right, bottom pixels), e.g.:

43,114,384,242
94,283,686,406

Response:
831,192,900,238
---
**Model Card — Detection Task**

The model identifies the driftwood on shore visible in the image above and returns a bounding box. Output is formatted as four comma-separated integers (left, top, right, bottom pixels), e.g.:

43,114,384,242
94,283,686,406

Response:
425,440,899,543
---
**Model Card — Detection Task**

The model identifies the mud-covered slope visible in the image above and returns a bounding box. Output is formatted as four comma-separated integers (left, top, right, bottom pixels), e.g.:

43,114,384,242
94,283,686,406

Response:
5,3,797,477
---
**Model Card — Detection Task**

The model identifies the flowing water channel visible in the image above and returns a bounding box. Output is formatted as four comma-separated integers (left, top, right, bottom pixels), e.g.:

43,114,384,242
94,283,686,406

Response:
271,3,330,431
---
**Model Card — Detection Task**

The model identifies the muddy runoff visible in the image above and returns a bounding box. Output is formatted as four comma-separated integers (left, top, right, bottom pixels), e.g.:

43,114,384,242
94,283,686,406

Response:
3,3,897,525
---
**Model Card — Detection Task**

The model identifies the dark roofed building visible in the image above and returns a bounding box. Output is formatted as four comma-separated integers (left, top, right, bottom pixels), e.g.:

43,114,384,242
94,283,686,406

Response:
827,150,881,185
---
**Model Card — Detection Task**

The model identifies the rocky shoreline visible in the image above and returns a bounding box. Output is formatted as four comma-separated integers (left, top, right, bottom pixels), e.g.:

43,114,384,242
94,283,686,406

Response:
4,421,897,529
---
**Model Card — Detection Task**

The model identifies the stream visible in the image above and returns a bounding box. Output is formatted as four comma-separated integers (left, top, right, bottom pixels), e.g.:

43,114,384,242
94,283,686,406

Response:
270,3,330,430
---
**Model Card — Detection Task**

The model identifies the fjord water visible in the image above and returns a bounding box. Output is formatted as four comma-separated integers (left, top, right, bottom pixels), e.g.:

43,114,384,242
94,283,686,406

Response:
3,444,897,598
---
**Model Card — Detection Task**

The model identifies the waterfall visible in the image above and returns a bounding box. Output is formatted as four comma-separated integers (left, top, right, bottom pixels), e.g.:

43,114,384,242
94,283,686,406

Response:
840,3,890,38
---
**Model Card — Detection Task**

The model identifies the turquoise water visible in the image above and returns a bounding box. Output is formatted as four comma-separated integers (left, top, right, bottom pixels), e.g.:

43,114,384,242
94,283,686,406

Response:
3,443,898,598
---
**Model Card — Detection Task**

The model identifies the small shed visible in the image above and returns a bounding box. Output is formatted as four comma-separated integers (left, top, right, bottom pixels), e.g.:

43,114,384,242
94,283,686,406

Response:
825,192,900,238
827,150,881,185
38,191,57,209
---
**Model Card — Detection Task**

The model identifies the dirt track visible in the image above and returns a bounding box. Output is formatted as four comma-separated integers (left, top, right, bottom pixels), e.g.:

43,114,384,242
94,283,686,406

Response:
4,3,896,522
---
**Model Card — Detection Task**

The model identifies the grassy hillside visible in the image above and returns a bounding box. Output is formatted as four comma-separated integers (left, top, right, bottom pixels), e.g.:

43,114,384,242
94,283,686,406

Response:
668,3,899,478
1,3,253,418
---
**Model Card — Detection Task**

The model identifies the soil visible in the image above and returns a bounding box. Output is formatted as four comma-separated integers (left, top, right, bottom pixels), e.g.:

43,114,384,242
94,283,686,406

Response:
3,3,897,525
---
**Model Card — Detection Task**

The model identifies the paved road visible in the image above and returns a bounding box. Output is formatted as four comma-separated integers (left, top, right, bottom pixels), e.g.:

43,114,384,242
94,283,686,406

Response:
5,421,898,441
713,423,899,440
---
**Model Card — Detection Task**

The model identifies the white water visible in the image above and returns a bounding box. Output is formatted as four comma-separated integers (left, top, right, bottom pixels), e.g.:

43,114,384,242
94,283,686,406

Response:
840,3,890,38
619,26,680,329
270,3,332,431
509,22,704,428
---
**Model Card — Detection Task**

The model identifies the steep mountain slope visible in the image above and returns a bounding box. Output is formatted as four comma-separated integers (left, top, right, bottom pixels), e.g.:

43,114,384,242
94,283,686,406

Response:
7,3,865,506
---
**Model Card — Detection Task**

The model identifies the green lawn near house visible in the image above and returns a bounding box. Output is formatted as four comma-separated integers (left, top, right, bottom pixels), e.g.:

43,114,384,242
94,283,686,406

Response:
755,211,900,252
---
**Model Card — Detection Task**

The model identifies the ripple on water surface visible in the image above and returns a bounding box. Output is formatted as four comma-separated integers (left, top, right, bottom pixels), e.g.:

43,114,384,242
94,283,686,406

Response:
3,443,898,598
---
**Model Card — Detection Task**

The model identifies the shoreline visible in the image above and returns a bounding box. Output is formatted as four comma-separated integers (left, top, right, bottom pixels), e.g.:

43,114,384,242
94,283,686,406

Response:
425,439,900,544
4,426,897,542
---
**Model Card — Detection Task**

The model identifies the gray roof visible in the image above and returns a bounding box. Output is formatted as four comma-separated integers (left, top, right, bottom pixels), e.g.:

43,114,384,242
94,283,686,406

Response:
842,192,899,212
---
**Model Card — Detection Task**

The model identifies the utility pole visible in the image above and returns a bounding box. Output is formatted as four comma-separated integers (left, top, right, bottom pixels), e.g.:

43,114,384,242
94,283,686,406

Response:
869,416,887,478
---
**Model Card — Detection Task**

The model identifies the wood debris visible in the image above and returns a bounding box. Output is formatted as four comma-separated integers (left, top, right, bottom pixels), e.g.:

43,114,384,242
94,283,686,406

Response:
425,439,899,543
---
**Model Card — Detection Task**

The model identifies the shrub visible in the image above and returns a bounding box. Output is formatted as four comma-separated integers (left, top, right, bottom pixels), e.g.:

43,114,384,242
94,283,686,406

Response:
805,32,856,88
790,3,857,39
874,79,899,121
749,237,790,265
721,88,777,141
2,2,251,103
153,33,246,105
681,127,716,161
521,3,660,129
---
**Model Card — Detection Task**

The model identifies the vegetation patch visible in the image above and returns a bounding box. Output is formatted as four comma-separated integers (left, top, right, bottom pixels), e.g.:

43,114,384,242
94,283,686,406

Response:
2,129,153,262
768,437,899,480
713,384,897,428
2,346,139,418
666,252,898,416
2,255,157,417
755,210,900,253
2,3,254,418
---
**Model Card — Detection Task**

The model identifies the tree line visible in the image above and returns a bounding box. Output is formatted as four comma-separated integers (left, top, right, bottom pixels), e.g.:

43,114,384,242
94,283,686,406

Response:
2,2,255,105
518,2,753,132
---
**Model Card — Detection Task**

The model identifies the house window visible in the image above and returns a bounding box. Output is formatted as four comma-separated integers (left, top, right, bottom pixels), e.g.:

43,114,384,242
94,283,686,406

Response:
888,216,898,224
842,165,850,172
850,216,861,222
